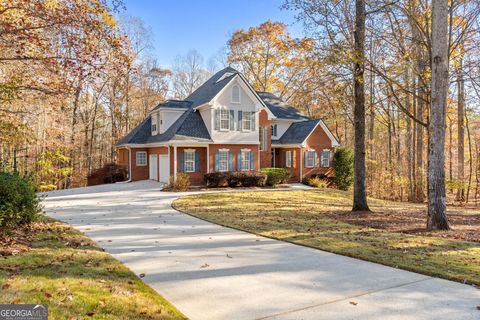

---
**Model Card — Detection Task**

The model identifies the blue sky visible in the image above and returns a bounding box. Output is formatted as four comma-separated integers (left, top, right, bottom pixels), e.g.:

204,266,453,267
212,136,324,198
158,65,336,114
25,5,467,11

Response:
123,0,303,68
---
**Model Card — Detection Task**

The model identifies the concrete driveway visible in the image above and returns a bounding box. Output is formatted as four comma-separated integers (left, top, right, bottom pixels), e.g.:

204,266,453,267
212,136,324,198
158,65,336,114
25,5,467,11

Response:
42,181,480,320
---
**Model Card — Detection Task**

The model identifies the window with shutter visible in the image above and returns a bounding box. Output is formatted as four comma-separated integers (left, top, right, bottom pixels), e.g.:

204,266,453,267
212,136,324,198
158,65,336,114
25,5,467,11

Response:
184,149,195,172
218,150,229,172
305,150,316,168
240,150,251,171
321,150,331,167
220,109,229,130
286,151,292,167
259,126,264,151
243,112,251,131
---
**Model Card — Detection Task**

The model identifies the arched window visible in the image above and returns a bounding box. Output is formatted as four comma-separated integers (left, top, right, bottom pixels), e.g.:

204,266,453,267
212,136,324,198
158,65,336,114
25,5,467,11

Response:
232,85,240,103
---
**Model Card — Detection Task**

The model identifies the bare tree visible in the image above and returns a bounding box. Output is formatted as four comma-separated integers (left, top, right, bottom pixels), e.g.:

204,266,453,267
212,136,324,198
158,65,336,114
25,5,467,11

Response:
427,0,450,230
171,50,210,99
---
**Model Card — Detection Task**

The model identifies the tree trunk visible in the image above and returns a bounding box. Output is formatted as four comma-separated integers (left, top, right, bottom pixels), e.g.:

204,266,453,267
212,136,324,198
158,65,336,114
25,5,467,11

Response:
352,0,370,212
456,60,465,201
415,74,425,202
427,0,449,230
465,110,472,203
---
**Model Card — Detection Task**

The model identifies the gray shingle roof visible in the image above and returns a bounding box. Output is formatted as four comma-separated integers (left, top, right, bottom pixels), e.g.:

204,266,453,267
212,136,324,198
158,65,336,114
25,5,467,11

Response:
275,119,320,144
186,66,239,108
256,92,309,120
116,109,211,145
117,67,330,147
152,100,192,111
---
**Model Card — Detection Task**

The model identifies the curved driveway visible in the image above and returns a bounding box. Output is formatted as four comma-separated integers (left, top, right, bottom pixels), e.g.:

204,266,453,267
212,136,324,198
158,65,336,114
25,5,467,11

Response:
43,181,480,320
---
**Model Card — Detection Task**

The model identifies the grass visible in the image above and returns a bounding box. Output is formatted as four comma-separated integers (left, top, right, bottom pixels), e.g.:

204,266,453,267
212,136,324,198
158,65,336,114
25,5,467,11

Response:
173,188,480,286
0,216,186,320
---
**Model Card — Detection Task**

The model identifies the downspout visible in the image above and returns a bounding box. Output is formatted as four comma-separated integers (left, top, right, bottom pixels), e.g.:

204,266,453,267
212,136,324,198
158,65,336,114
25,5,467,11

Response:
116,147,132,183
299,146,303,183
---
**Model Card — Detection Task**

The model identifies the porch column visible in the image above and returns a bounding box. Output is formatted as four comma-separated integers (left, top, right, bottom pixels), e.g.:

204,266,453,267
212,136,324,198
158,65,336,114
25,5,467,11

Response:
206,144,210,173
173,145,177,180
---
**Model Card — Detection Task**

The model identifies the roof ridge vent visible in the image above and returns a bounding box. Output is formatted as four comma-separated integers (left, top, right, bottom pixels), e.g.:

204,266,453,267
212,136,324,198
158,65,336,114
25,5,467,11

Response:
216,72,235,83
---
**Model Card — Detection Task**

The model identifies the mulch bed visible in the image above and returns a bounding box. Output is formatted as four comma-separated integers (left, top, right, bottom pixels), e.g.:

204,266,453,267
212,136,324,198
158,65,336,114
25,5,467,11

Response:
326,209,480,243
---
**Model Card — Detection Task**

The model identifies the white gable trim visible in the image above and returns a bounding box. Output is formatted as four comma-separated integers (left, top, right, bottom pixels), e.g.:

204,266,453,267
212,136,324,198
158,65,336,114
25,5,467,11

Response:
195,73,276,119
301,120,340,148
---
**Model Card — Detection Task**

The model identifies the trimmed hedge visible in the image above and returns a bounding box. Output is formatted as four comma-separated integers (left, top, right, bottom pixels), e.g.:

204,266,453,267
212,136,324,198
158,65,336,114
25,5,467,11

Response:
0,172,41,232
260,168,291,186
204,172,267,188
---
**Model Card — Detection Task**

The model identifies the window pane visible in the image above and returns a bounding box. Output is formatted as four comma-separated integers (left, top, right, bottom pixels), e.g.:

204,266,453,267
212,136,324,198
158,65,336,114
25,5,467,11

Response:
241,151,250,171
136,152,146,166
220,110,229,130
185,151,195,172
243,112,251,130
219,151,229,171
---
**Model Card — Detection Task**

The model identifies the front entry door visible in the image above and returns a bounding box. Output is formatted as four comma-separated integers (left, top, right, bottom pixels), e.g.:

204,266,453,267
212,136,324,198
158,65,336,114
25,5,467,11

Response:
149,154,158,180
159,155,170,183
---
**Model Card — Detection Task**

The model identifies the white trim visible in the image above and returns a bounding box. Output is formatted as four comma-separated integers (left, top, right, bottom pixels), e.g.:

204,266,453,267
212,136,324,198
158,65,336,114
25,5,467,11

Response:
136,151,147,166
321,149,332,167
194,74,276,119
305,150,316,168
271,143,302,148
217,149,229,172
184,149,195,173
299,147,303,182
242,111,252,131
239,149,251,171
207,144,210,173
173,146,177,180
231,84,241,104
301,120,340,148
286,150,292,168
219,108,230,131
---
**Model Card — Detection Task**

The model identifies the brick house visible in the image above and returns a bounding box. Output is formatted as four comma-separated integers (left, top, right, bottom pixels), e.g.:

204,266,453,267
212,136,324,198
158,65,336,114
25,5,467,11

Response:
116,67,339,185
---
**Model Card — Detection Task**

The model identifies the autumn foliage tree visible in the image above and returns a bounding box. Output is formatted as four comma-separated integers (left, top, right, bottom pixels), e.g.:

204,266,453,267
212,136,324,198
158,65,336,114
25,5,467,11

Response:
228,21,319,103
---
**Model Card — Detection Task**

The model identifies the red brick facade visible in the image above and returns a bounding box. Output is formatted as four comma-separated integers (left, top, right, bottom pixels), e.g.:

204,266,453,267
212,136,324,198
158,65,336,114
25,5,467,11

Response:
208,144,259,173
118,118,335,185
258,110,272,168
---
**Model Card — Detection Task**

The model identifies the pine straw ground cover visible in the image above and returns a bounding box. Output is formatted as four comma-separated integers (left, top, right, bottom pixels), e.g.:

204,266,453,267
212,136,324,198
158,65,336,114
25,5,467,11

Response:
173,189,480,286
0,216,186,320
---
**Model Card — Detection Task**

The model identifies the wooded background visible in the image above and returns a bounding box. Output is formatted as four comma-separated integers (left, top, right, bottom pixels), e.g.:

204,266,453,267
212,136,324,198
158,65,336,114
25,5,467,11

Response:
1,0,479,206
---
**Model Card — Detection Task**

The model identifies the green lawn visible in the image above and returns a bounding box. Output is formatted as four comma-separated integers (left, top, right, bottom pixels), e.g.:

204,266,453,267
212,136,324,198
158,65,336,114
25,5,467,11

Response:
0,217,186,320
173,189,480,286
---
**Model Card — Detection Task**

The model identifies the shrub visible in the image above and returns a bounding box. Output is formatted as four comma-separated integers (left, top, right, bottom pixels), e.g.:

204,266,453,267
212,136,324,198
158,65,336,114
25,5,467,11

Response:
204,172,267,188
306,176,329,188
166,173,191,192
87,163,127,186
260,168,291,186
240,172,267,187
0,172,41,232
333,147,354,191
204,172,229,187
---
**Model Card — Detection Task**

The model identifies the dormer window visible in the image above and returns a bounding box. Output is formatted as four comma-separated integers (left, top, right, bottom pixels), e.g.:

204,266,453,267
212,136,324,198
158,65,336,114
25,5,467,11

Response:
232,85,240,103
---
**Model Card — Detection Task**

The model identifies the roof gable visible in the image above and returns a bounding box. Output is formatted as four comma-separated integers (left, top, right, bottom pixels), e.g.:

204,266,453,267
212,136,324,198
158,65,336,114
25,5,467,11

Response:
257,92,309,120
276,119,340,147
185,67,239,108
